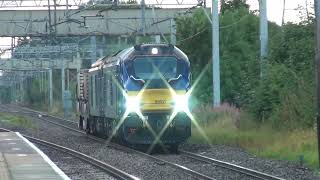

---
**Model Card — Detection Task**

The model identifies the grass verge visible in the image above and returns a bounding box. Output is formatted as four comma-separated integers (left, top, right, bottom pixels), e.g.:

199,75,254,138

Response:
189,104,319,169
0,112,34,128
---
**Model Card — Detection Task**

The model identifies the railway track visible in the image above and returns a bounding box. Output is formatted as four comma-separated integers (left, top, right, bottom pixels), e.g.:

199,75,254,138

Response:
5,105,215,180
3,105,285,180
180,151,284,180
0,127,139,180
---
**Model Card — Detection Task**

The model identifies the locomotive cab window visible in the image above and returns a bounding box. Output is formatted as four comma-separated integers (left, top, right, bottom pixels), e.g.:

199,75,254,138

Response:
132,57,177,80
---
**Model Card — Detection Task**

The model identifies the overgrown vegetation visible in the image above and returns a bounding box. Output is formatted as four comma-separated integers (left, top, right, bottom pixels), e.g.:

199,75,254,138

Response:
0,112,33,128
177,0,316,129
177,0,318,168
190,105,318,168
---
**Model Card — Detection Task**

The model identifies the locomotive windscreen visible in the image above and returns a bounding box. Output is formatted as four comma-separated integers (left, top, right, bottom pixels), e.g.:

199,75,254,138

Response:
133,57,177,80
123,55,189,90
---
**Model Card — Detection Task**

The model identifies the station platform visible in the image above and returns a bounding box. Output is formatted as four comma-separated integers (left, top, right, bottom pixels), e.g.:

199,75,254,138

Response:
0,132,70,180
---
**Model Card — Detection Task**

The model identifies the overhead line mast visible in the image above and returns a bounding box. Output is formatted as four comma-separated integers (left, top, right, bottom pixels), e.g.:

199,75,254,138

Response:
259,0,268,79
212,0,220,106
314,0,320,168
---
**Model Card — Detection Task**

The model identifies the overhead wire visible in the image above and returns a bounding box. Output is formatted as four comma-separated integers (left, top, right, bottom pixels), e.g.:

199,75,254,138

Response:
176,27,207,45
176,13,252,45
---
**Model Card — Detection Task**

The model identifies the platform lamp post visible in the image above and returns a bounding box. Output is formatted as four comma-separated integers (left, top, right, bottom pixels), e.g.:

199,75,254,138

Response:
314,0,320,168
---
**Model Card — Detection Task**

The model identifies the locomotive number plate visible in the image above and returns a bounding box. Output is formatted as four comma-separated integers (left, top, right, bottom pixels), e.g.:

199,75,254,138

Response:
155,100,166,104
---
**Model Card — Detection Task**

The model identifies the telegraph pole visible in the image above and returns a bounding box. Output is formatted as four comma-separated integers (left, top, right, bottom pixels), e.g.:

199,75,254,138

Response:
259,0,268,78
314,0,320,168
212,0,220,106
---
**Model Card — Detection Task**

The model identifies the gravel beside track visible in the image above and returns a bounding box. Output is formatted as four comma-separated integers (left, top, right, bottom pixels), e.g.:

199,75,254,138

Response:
181,144,320,180
36,144,116,180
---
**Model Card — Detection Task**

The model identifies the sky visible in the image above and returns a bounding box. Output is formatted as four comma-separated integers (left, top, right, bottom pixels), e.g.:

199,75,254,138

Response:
246,0,313,24
0,0,314,58
156,0,313,25
144,0,314,24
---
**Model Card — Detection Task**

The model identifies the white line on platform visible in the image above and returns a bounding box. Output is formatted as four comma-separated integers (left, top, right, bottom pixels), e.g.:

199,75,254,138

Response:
16,132,71,180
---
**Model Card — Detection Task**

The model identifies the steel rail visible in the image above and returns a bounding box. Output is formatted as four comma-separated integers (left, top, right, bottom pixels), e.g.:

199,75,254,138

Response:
127,147,215,180
180,150,285,180
18,106,77,124
0,127,139,180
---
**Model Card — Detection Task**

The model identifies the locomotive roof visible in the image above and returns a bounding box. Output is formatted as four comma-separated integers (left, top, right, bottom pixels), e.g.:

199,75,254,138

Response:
91,44,189,69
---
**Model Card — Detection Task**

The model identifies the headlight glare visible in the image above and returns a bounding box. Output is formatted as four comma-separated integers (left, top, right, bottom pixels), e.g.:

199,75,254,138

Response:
125,96,141,113
174,94,189,112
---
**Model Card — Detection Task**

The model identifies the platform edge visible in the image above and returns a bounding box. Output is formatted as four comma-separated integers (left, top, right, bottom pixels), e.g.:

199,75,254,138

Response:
15,132,71,180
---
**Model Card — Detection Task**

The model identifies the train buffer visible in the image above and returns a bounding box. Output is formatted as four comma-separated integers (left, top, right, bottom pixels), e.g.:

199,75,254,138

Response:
0,132,70,180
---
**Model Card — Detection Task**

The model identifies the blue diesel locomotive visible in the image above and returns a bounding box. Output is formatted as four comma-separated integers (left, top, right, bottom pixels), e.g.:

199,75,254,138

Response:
77,44,191,151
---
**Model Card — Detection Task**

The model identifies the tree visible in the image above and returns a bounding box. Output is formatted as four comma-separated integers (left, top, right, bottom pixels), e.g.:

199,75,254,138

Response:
176,2,261,106
176,0,315,128
250,22,316,128
221,0,249,14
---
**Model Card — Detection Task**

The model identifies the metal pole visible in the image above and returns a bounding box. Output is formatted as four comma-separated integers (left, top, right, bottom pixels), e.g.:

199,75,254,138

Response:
102,35,106,56
212,0,220,106
155,35,161,43
61,62,65,104
141,0,146,36
314,0,320,168
65,0,70,32
259,0,268,78
90,36,97,64
20,77,23,103
66,0,69,12
67,68,70,90
306,0,310,19
118,36,121,49
170,18,176,45
282,0,286,26
40,71,43,92
53,0,57,33
47,0,52,34
76,66,80,101
48,68,53,110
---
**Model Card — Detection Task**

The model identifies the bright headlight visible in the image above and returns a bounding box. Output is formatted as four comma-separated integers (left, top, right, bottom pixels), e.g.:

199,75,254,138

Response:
174,94,189,112
125,96,141,113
